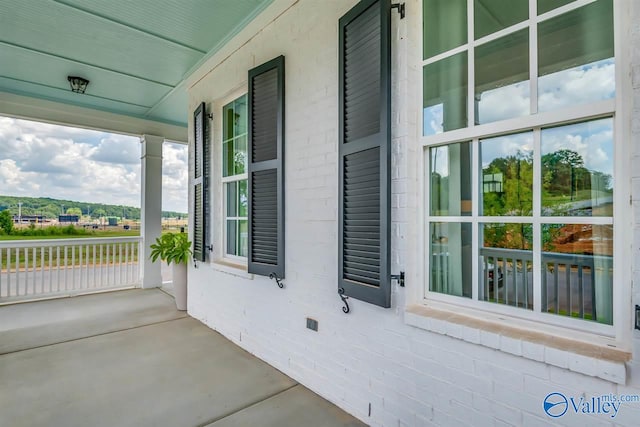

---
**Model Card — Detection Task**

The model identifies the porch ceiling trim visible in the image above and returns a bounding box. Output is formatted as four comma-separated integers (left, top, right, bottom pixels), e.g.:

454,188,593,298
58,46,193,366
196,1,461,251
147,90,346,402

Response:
0,91,187,143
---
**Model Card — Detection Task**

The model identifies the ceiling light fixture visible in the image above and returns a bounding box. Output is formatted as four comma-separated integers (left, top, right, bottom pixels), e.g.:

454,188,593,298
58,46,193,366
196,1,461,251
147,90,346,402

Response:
67,76,90,94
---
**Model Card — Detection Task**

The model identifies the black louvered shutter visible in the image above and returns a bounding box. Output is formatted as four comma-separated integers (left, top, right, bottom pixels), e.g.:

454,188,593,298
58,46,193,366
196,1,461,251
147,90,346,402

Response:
248,56,285,277
193,102,206,262
339,0,391,308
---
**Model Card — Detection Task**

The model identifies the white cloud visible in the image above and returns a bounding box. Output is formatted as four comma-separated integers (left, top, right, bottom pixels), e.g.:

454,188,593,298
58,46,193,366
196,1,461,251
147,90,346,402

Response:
481,132,533,168
162,142,188,213
539,59,614,112
478,81,530,124
91,135,141,164
541,118,614,177
0,117,188,213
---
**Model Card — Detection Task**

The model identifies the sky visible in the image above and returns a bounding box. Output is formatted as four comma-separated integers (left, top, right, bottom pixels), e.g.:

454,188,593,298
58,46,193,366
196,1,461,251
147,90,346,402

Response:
0,116,188,213
424,58,615,136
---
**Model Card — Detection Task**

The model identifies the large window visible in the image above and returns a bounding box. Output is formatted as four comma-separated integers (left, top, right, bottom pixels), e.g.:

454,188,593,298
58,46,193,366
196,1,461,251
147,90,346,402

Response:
423,0,616,329
222,95,248,259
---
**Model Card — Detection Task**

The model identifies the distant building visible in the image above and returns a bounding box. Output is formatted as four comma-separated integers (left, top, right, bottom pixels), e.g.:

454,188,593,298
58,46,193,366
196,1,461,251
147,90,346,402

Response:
13,215,44,224
58,215,79,223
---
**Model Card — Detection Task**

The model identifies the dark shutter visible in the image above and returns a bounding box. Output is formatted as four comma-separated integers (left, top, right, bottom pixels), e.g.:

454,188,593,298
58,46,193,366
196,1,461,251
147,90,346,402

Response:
193,102,207,262
248,56,285,277
339,0,391,308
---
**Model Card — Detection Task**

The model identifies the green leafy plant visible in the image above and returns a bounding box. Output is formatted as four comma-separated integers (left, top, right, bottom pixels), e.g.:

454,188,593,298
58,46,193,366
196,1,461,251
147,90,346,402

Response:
149,233,192,265
0,210,14,235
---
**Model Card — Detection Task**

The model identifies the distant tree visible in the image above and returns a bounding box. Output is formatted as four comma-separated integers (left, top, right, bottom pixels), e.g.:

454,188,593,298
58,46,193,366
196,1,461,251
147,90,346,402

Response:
0,210,13,234
66,207,82,216
93,208,107,218
482,151,533,216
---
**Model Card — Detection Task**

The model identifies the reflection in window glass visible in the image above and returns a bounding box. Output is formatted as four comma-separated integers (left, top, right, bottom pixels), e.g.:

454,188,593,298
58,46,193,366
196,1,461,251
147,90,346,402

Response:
542,224,613,324
538,1,614,112
223,94,249,259
430,142,472,216
223,95,248,177
430,222,472,298
238,180,248,218
423,52,467,135
480,132,533,216
423,0,467,59
538,0,575,15
475,29,529,124
226,181,237,217
541,118,613,216
474,0,528,40
480,223,533,309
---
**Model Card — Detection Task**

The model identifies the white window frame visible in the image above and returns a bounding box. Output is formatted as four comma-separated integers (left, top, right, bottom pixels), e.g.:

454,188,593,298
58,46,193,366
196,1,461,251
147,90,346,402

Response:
417,0,632,346
220,92,248,264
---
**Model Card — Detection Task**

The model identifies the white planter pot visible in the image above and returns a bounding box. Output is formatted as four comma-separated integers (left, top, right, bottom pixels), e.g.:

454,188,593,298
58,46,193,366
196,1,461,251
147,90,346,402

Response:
172,262,188,311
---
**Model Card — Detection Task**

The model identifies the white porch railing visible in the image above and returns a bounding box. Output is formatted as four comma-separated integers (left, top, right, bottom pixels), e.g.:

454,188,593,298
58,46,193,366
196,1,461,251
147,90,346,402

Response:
0,237,142,303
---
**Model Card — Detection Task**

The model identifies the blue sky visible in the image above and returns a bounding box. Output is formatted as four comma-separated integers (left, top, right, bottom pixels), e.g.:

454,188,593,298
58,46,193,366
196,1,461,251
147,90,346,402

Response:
0,116,188,213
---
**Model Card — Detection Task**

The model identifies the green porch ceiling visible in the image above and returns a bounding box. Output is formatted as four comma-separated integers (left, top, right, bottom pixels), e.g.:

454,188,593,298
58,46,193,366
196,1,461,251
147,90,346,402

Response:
0,0,274,127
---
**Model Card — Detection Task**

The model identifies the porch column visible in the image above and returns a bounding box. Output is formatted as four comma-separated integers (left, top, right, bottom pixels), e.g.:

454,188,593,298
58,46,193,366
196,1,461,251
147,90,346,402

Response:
140,134,164,288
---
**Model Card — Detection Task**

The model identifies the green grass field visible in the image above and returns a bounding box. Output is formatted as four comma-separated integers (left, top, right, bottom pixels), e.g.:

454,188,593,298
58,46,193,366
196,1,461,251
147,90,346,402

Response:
0,229,140,241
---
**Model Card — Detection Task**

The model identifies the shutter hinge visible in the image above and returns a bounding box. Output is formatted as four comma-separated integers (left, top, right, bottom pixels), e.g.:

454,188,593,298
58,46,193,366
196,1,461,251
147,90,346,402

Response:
391,271,405,287
338,288,350,314
269,272,285,289
206,112,213,120
206,245,213,252
391,3,405,19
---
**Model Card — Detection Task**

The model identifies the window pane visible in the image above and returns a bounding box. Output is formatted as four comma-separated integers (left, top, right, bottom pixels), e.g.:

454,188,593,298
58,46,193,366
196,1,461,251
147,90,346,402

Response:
429,222,472,298
542,224,613,324
226,182,237,217
223,103,234,141
226,220,237,256
538,1,614,112
223,140,234,177
475,29,529,124
475,0,528,40
238,179,248,218
423,52,468,135
423,0,467,59
430,142,472,216
234,136,247,175
541,118,613,216
234,95,247,136
480,132,533,216
538,0,575,15
238,220,248,258
480,223,533,309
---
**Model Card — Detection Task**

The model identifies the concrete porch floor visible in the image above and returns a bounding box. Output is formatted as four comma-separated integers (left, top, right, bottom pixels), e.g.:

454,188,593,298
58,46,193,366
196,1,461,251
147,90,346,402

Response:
0,289,366,427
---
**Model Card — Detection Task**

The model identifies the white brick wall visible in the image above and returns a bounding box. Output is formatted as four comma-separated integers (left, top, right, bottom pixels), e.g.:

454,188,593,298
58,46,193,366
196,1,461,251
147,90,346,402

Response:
187,0,640,425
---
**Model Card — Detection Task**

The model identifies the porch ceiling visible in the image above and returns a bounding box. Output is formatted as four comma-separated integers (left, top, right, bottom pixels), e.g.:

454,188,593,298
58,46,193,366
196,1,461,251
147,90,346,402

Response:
0,0,273,129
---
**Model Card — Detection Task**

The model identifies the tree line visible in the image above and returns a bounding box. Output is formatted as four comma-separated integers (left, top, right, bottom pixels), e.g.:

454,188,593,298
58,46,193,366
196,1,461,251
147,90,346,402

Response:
0,195,186,220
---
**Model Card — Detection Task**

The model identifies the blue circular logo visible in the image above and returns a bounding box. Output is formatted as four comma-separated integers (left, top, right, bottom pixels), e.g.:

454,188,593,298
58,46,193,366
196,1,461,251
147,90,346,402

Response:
543,392,568,418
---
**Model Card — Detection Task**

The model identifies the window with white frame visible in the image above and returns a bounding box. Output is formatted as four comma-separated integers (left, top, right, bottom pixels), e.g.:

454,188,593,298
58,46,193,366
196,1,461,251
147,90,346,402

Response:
422,0,617,330
222,94,248,259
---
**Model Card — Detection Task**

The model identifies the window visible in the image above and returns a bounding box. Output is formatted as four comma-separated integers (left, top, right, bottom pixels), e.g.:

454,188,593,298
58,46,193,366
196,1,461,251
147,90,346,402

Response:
222,95,248,259
422,0,617,330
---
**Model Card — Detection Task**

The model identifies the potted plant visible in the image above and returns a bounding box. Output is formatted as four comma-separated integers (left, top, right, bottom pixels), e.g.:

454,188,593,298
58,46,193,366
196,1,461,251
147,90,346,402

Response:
150,233,192,310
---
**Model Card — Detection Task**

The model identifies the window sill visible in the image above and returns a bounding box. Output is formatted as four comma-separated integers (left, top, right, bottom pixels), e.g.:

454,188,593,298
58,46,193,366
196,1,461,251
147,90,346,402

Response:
211,259,253,280
405,302,630,385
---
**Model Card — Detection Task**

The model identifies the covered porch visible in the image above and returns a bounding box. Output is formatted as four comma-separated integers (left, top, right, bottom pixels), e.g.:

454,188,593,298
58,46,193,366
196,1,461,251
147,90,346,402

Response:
0,288,364,427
